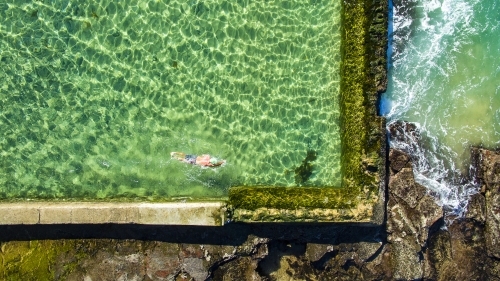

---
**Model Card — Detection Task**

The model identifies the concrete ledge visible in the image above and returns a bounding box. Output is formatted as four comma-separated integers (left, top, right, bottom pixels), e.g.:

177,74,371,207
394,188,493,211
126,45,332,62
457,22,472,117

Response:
0,202,226,226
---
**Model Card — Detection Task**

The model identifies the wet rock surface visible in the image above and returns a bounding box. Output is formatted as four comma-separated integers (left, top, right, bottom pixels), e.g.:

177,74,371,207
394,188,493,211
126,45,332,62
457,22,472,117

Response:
387,149,443,280
471,147,500,259
424,147,500,281
388,120,423,158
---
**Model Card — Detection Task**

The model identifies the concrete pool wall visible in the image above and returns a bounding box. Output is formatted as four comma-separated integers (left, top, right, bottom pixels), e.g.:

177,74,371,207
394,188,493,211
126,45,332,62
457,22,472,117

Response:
0,202,225,225
0,0,388,225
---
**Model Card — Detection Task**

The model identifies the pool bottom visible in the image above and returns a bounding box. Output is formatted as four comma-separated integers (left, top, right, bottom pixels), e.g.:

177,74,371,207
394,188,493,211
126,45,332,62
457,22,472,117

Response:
0,0,341,200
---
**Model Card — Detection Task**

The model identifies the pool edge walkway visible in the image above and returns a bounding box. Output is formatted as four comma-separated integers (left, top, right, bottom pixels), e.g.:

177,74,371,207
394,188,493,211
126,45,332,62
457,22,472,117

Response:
0,202,226,226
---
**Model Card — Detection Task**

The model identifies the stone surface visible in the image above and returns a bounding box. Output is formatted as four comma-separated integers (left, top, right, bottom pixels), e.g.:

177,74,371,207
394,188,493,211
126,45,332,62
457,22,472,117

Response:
388,148,412,174
305,243,333,262
386,149,443,280
466,193,486,222
485,191,500,259
427,218,493,281
144,242,181,280
423,147,500,281
0,225,390,281
211,256,261,281
471,147,500,259
472,147,500,191
388,120,422,157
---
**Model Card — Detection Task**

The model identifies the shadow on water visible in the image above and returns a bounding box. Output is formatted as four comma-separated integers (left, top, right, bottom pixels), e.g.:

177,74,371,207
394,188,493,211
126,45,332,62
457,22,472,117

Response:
0,223,385,245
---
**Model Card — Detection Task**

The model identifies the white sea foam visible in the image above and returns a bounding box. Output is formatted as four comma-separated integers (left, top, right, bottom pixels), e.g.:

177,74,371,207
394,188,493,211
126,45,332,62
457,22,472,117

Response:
384,0,493,217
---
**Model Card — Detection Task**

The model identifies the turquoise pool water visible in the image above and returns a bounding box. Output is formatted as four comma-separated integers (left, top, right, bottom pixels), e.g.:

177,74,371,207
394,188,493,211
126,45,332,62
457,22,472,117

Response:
383,0,500,212
0,0,341,199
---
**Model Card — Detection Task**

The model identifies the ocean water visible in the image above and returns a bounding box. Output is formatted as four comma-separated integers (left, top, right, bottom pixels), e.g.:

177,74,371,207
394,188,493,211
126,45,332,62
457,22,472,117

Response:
383,0,500,213
0,0,341,200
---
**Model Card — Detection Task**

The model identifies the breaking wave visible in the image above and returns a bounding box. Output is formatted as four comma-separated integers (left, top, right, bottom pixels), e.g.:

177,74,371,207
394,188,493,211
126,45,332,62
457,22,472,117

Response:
383,0,500,215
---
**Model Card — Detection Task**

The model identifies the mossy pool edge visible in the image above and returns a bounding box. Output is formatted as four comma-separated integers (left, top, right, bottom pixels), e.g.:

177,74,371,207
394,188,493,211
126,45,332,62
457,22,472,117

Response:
227,0,389,223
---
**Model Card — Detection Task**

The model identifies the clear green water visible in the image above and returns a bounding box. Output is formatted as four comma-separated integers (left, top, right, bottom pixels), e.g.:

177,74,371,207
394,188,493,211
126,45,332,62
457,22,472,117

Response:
0,0,341,199
383,0,500,211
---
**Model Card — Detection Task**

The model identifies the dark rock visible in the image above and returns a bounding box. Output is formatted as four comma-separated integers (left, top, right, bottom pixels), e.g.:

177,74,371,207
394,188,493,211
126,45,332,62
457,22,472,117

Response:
424,147,500,280
211,256,261,281
388,150,440,220
388,120,422,158
486,191,500,259
67,248,146,281
253,240,389,281
427,219,491,280
388,120,420,141
208,236,269,280
389,168,426,209
182,258,207,281
470,147,500,259
305,243,333,262
471,148,500,191
466,193,486,223
386,149,443,280
144,243,181,280
350,241,384,262
389,149,412,173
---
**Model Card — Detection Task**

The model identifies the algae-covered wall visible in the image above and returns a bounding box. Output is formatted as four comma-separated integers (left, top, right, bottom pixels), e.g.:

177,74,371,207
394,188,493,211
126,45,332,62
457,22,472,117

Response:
340,0,387,191
228,0,388,223
338,0,388,215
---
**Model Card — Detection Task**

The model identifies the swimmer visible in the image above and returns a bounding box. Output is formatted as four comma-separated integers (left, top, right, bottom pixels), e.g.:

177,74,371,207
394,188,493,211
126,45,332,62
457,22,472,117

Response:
170,152,226,167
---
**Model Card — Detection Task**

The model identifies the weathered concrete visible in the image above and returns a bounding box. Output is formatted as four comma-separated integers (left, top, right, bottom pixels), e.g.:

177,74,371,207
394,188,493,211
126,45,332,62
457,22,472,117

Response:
0,202,226,226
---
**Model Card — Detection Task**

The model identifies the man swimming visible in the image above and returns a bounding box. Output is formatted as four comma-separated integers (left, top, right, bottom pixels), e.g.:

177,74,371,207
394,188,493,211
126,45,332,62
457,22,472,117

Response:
170,152,226,167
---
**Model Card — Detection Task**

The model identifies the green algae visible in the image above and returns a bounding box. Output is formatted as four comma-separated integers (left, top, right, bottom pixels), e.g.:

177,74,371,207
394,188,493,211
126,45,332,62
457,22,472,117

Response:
339,0,387,193
229,186,353,211
0,240,87,280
